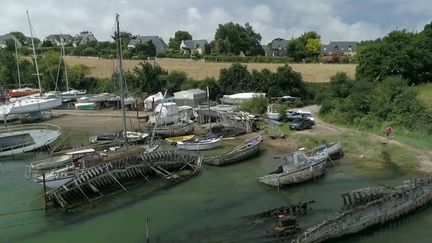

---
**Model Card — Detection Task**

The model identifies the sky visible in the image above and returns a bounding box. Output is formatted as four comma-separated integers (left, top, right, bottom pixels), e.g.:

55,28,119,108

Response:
1,0,432,44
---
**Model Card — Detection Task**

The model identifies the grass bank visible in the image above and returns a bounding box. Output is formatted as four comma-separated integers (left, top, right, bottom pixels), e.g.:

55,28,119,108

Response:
297,130,419,169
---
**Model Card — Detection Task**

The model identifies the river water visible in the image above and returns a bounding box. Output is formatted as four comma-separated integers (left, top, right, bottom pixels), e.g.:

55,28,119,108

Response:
0,133,430,243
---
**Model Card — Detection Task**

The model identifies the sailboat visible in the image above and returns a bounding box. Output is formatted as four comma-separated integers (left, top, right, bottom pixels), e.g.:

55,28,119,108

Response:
0,11,61,121
6,42,40,98
57,38,86,102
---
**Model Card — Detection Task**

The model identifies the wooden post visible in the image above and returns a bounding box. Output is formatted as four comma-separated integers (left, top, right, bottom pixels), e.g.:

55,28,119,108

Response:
146,218,150,243
42,173,47,211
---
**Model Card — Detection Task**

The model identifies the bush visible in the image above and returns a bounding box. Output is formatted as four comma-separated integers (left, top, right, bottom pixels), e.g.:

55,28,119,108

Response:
239,96,268,114
276,104,289,121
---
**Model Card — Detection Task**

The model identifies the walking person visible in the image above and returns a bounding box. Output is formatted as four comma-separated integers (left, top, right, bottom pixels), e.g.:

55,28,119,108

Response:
385,126,393,142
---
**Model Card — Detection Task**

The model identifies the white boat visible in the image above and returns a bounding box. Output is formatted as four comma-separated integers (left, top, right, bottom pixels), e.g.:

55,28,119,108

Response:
0,97,62,119
0,123,61,157
176,134,222,151
266,104,280,120
29,154,73,171
89,93,110,102
75,97,96,110
61,89,87,101
149,102,180,125
89,131,149,144
220,92,266,105
35,165,76,188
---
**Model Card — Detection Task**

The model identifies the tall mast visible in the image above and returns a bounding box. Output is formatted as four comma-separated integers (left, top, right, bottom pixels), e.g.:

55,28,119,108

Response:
26,10,42,95
61,38,69,91
14,39,21,89
207,86,211,133
116,14,128,146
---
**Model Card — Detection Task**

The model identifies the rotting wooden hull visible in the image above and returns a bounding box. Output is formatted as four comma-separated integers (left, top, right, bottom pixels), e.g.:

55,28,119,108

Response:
257,158,327,187
294,176,432,243
204,136,262,166
326,142,344,160
46,150,202,209
144,122,194,138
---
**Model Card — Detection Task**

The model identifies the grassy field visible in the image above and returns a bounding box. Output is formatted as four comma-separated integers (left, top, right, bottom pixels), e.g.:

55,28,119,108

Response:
64,56,356,83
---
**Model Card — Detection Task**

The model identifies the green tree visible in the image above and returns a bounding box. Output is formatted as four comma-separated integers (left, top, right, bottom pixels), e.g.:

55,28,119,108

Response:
213,22,264,55
305,38,321,58
218,63,251,94
135,40,156,57
39,50,63,90
68,64,91,89
169,31,192,50
286,31,321,61
130,62,168,93
161,71,188,95
8,31,26,45
42,40,53,47
80,47,98,56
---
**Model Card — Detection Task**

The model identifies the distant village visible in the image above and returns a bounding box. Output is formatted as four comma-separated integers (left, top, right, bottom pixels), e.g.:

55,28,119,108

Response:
0,30,358,62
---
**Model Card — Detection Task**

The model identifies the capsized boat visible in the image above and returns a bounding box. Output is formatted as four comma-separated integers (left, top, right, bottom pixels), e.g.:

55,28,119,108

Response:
177,133,223,151
0,123,61,157
204,135,262,166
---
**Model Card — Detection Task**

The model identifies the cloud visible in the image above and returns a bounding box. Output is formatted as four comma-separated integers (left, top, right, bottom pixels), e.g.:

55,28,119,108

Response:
0,0,430,45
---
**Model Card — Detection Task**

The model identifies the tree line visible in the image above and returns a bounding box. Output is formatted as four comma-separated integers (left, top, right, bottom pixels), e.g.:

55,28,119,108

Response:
310,21,432,135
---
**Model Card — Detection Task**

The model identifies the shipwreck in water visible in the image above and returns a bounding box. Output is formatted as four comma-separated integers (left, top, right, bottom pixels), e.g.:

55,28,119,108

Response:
293,175,432,243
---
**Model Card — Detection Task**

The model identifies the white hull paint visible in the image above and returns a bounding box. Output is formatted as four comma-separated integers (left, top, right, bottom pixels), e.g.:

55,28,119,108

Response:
0,124,61,157
177,137,222,151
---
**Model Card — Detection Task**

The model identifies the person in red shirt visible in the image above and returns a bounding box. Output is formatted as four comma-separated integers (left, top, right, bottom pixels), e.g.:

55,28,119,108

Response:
385,127,393,141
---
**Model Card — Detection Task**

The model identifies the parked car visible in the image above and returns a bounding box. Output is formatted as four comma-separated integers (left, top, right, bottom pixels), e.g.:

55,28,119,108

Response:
289,117,314,131
286,110,303,121
301,111,315,125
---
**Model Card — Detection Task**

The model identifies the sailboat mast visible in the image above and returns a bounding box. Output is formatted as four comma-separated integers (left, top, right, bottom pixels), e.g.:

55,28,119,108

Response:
61,38,69,91
116,14,128,146
14,39,21,89
207,86,211,133
26,10,42,95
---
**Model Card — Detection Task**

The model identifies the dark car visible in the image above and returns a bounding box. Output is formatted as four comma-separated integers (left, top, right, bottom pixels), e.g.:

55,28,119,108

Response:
286,111,303,121
289,117,313,131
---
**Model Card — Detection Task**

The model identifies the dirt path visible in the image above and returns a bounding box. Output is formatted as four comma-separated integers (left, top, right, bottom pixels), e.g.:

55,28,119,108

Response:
264,105,432,172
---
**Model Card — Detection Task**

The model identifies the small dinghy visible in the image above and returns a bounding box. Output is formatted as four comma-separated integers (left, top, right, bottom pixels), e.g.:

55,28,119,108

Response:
177,133,222,151
89,131,149,144
165,135,195,144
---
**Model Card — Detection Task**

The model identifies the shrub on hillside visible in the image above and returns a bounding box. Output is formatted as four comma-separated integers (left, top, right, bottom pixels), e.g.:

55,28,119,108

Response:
239,96,268,115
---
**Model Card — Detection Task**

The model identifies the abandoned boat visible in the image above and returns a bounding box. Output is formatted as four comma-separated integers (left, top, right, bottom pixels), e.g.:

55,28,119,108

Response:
165,135,195,144
89,131,149,144
294,175,432,243
46,150,202,208
144,121,194,138
177,133,223,151
0,123,61,157
257,149,329,187
204,135,262,166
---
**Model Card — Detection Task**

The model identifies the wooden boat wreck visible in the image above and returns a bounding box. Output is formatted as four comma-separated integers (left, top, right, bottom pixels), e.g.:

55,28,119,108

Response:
143,122,194,138
257,150,328,187
204,135,262,166
46,150,202,208
89,131,149,144
257,142,343,187
294,175,432,243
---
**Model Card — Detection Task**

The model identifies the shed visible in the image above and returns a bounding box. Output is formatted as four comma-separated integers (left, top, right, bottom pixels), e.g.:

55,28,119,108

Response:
174,89,207,107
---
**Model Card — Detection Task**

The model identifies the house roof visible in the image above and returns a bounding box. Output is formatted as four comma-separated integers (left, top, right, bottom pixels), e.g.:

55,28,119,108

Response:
74,31,96,44
45,34,74,43
270,38,288,50
321,41,358,54
181,39,208,50
128,35,168,53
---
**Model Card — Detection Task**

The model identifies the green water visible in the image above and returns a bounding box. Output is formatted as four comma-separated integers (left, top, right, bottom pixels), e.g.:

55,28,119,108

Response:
0,135,431,243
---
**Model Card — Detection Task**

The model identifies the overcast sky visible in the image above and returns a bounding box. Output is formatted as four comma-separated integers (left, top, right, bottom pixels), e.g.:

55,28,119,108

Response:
1,0,431,44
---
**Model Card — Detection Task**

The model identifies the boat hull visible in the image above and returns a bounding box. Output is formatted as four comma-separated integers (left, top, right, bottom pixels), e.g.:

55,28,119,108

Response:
257,158,327,187
0,124,62,157
177,137,222,151
37,174,75,188
204,137,261,166
75,102,97,110
144,122,194,138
